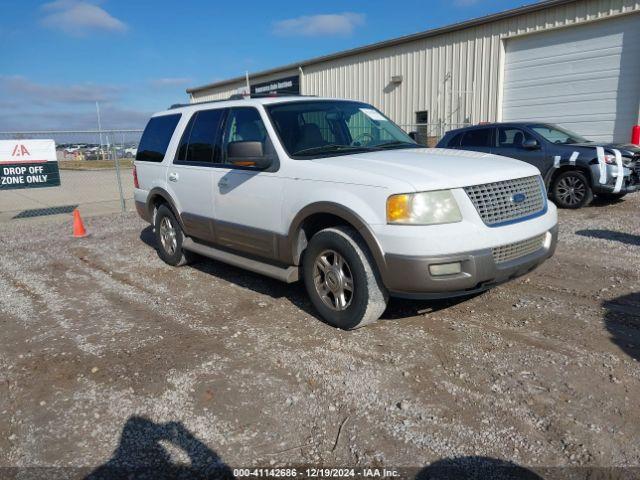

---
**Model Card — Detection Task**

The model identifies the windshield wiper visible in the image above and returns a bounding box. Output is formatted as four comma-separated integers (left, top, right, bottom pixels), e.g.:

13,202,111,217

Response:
293,144,376,156
373,141,420,149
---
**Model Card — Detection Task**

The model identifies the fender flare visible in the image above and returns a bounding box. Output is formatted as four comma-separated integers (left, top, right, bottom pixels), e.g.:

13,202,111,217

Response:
146,187,183,228
547,163,594,190
286,202,387,274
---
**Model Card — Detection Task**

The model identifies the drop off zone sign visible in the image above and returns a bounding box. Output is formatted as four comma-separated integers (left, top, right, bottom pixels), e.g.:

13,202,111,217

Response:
0,140,60,190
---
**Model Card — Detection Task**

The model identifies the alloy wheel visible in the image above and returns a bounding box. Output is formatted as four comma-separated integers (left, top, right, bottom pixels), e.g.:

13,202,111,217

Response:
159,216,177,255
557,175,587,206
313,249,354,311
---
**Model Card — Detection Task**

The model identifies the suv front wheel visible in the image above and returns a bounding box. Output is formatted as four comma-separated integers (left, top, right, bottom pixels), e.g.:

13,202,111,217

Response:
551,170,593,209
303,226,388,329
154,204,194,266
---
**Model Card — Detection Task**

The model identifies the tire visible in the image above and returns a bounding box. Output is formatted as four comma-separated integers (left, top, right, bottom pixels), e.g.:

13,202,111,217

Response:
551,170,593,209
597,192,627,201
303,226,388,330
154,204,194,266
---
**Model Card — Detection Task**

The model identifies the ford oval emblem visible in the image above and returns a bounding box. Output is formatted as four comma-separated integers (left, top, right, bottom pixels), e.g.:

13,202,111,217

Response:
512,193,527,204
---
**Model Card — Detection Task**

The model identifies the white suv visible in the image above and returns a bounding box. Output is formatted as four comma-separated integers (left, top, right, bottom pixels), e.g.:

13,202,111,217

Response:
134,96,558,329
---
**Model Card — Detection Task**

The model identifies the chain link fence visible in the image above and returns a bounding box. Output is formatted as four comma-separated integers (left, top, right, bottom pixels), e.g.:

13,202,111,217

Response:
0,130,142,222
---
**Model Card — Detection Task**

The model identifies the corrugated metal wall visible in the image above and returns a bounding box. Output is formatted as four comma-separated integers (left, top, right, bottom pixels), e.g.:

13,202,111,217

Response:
191,0,640,127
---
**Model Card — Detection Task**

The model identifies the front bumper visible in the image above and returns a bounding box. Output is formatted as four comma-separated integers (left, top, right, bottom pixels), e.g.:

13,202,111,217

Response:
591,163,640,194
381,225,558,299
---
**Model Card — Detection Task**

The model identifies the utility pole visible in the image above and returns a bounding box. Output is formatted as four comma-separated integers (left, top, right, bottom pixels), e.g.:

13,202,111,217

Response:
245,71,250,96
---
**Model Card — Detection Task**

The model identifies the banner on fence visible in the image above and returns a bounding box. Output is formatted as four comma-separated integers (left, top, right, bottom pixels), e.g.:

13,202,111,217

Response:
0,139,60,190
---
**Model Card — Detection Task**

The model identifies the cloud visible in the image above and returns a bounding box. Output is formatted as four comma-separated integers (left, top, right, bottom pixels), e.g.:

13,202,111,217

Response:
0,75,122,105
40,0,127,36
0,75,155,130
150,77,192,88
272,12,365,37
0,106,150,131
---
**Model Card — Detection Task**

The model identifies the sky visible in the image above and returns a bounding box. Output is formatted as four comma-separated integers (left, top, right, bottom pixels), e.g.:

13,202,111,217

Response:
0,0,533,131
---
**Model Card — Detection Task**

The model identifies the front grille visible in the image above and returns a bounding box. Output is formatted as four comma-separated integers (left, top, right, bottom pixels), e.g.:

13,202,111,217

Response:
464,176,545,226
492,234,546,264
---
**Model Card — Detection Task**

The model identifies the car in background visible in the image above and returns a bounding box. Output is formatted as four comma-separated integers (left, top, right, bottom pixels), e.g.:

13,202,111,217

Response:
124,147,137,158
437,123,640,208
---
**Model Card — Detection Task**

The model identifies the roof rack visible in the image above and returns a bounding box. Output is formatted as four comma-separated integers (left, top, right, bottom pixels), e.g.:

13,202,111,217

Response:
231,93,316,99
168,97,231,110
169,93,316,109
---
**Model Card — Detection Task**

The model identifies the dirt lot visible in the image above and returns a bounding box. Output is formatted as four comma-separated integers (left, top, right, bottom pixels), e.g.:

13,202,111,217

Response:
0,169,133,222
1,193,639,479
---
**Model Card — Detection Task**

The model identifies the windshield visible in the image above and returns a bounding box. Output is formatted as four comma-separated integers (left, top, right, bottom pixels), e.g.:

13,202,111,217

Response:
530,124,589,145
265,100,418,157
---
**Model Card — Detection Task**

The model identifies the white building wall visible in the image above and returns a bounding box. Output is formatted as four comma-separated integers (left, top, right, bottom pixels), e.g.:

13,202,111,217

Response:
190,0,640,129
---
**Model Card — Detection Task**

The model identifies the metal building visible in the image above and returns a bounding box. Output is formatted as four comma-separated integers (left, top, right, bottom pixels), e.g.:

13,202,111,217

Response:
187,0,640,143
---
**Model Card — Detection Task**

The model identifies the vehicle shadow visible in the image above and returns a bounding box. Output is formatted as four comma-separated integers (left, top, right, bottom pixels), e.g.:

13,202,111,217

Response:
382,293,481,320
602,292,640,362
575,229,640,247
589,196,625,208
416,456,543,480
84,416,234,480
139,227,471,324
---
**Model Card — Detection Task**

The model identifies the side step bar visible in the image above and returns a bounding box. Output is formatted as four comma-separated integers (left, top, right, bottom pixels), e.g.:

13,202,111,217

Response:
183,238,300,283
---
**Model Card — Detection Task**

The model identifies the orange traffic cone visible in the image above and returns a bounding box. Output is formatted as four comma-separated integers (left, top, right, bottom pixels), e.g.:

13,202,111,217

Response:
72,209,89,238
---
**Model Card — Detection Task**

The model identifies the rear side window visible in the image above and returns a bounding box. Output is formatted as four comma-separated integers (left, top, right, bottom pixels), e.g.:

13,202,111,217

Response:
176,109,225,164
446,132,464,147
460,129,492,147
136,114,181,162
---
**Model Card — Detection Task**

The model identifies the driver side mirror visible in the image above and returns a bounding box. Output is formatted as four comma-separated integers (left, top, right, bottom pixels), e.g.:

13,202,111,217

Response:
522,139,540,150
408,131,418,141
227,141,273,169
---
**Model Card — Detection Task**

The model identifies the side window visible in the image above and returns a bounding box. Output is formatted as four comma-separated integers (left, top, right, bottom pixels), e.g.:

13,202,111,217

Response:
223,108,269,164
136,114,181,162
176,109,225,164
497,127,534,148
447,132,464,148
176,115,196,161
460,128,492,148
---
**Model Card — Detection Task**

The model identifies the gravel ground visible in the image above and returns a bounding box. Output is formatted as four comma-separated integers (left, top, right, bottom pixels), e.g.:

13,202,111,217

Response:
0,194,639,479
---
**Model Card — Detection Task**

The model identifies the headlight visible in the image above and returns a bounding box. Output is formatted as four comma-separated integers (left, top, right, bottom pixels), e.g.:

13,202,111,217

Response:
387,190,462,225
603,153,632,166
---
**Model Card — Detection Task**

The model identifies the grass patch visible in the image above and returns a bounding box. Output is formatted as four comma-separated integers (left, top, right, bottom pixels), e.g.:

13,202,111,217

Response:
59,159,134,170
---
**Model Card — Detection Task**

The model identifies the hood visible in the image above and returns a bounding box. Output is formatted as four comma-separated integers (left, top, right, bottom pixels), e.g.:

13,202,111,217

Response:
569,142,640,156
311,148,540,192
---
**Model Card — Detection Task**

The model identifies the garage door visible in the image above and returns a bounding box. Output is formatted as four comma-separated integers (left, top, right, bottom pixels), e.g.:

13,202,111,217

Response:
502,14,640,143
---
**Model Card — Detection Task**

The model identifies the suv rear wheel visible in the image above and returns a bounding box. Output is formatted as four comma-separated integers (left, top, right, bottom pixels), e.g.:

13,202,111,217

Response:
303,226,388,329
551,170,593,209
154,204,194,266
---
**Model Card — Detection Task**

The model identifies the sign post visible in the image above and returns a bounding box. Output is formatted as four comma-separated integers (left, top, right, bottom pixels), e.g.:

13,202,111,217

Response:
0,140,60,190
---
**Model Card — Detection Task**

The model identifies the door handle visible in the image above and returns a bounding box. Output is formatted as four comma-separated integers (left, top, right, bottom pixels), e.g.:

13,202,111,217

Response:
168,172,179,182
